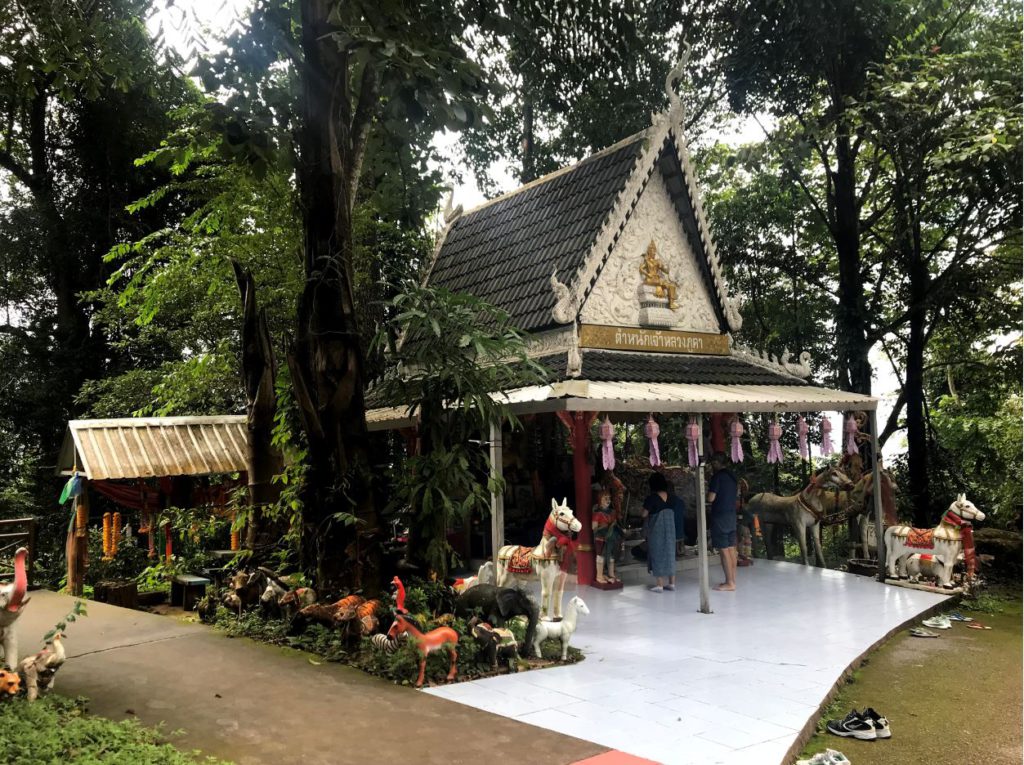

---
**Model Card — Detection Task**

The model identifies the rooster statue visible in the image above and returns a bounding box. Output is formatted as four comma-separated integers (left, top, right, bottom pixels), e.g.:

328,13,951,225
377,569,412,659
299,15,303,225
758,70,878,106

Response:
18,631,66,701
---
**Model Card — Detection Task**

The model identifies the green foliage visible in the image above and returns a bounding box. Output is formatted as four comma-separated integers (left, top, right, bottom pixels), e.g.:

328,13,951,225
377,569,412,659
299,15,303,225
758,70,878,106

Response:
372,285,546,577
0,694,229,765
42,600,88,644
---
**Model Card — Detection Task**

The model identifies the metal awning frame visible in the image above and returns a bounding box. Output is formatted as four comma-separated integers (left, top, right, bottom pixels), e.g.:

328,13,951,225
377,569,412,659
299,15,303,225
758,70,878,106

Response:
366,380,879,432
368,379,884,617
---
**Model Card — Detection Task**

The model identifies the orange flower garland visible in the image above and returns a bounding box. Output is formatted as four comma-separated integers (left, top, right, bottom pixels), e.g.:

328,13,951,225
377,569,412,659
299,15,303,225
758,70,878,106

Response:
102,512,112,560
111,512,122,556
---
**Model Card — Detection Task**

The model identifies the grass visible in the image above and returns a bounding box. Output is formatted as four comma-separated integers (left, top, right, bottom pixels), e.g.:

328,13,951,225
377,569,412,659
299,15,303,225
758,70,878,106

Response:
0,694,231,765
798,584,1022,765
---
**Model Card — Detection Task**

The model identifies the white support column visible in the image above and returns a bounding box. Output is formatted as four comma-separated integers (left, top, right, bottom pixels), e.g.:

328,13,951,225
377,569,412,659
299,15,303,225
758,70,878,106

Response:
489,419,504,566
869,409,886,581
696,414,711,614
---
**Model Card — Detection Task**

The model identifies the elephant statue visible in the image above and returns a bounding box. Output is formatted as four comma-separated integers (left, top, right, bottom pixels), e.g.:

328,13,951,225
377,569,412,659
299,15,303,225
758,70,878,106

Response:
0,547,30,668
454,584,538,656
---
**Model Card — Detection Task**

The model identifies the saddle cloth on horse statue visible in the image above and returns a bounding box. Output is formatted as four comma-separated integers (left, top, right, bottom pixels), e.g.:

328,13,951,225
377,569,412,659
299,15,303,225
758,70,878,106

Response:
903,524,961,549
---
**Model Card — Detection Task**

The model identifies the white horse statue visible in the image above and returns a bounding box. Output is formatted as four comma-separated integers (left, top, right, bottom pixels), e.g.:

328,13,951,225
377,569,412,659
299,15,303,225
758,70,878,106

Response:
497,498,582,620
533,595,589,660
885,494,984,588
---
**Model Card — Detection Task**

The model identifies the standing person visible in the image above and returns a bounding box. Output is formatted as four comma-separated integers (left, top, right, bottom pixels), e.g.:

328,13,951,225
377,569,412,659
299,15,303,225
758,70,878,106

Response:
707,452,739,591
643,472,677,592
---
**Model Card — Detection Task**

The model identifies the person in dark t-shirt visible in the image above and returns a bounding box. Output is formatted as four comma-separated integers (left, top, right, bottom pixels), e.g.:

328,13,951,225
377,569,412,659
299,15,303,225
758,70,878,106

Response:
707,452,739,591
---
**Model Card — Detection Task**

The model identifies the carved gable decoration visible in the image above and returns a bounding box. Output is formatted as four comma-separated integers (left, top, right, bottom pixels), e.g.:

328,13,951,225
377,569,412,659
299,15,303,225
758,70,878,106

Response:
580,169,720,333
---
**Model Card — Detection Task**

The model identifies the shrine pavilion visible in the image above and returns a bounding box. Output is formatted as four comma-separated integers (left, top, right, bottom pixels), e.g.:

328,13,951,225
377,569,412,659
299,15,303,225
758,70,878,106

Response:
367,70,884,613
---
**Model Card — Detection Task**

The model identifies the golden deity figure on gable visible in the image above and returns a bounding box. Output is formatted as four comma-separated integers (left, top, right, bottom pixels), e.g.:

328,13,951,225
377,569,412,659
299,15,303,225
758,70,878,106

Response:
639,240,677,309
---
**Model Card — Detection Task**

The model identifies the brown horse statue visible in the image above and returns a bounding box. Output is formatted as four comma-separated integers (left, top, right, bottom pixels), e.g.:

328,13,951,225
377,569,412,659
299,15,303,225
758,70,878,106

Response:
747,467,855,566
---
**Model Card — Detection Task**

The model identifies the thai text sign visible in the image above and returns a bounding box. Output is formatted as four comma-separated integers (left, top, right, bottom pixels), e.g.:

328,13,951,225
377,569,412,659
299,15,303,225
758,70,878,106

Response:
579,324,730,355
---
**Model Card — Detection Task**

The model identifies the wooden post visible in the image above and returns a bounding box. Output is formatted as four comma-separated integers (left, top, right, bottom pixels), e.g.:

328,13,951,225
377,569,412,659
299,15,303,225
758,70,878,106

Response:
489,418,504,566
556,410,598,586
696,414,711,614
72,488,90,596
869,410,886,580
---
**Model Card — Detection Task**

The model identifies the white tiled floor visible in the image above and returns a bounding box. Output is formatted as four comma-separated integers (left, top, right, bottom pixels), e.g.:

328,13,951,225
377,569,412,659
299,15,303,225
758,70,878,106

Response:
425,560,949,765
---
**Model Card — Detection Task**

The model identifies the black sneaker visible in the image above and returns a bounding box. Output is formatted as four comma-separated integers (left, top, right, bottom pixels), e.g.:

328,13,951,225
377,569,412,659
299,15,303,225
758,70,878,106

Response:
826,709,878,741
861,708,891,739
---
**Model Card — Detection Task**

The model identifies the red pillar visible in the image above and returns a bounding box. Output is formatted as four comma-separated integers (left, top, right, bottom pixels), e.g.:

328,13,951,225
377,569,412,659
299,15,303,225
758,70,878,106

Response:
710,413,727,455
556,410,598,586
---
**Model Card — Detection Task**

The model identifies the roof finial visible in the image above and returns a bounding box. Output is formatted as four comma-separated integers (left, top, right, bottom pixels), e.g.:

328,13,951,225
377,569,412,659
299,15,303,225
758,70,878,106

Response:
664,38,692,121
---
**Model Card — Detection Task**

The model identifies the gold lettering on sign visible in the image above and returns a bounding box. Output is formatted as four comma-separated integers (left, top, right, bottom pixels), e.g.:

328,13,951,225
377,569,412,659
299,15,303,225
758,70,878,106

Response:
579,324,730,356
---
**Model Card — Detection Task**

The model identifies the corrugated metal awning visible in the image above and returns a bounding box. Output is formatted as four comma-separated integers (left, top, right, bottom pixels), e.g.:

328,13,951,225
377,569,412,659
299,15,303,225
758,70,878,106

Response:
57,416,249,480
365,379,877,431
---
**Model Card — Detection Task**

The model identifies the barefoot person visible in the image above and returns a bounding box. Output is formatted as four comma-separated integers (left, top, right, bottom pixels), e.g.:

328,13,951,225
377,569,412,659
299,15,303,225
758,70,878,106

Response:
707,452,739,591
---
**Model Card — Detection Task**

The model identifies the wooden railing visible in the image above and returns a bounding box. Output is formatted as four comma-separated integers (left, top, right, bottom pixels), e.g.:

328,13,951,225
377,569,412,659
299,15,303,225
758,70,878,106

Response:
0,517,37,588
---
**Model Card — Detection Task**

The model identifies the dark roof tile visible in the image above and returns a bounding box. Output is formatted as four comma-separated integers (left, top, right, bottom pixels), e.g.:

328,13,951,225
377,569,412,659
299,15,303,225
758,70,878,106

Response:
428,136,645,332
534,351,805,387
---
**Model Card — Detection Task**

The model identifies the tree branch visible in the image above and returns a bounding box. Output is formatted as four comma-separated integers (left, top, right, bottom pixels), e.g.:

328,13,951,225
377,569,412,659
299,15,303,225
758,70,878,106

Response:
878,389,906,446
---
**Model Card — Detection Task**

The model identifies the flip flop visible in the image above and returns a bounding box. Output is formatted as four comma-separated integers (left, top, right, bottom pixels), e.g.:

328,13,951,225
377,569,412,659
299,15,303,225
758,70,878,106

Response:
909,627,938,638
948,612,974,622
966,622,993,630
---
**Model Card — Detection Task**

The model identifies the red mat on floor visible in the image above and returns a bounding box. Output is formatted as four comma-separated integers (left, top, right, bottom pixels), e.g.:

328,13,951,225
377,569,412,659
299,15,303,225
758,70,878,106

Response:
571,752,660,765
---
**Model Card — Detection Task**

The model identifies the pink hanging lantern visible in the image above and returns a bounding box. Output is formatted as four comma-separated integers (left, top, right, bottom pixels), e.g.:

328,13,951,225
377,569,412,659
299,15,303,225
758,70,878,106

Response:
767,419,784,464
797,416,809,461
820,417,834,456
729,417,744,463
645,415,661,467
685,417,700,468
844,415,860,456
599,415,615,470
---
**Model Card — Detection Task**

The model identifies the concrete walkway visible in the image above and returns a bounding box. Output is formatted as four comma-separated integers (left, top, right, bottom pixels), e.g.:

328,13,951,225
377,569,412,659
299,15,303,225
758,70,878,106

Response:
14,591,606,765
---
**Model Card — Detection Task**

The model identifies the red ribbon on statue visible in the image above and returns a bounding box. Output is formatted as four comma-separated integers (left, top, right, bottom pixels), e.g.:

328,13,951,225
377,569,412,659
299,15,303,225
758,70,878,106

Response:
943,509,977,578
543,517,577,573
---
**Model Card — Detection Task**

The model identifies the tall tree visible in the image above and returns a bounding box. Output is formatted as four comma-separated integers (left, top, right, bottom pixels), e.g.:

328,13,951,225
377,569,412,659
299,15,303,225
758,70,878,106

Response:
181,0,501,588
855,0,1022,521
0,0,189,462
715,0,909,394
462,1,727,190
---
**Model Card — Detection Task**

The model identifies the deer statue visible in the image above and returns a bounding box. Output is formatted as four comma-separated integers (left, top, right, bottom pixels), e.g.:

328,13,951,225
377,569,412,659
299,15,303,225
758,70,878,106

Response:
387,612,459,688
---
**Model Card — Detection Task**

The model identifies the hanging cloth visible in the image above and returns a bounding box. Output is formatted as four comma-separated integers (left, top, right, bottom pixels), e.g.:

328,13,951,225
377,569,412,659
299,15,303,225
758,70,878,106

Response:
820,417,834,456
645,415,661,467
767,419,784,464
729,417,744,463
685,417,700,468
844,415,860,456
599,416,615,470
797,416,810,461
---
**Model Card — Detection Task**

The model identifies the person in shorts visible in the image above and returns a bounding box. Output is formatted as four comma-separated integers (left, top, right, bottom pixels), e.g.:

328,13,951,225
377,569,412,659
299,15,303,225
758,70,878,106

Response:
707,452,739,591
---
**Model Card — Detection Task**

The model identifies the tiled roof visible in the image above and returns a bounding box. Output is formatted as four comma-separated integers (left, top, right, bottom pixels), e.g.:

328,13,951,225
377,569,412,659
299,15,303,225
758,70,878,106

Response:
535,350,806,386
428,135,646,332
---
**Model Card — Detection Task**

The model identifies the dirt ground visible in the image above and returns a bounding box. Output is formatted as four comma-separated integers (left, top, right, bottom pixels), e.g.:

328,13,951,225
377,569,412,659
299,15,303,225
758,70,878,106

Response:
798,586,1023,765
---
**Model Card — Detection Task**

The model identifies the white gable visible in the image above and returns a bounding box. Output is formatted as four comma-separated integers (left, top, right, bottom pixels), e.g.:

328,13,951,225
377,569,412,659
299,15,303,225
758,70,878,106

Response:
579,170,721,333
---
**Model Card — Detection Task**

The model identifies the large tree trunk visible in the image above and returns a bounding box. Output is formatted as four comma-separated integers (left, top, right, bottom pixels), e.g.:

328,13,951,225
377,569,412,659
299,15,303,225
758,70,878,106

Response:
233,262,283,552
832,127,872,395
291,0,380,592
894,169,931,526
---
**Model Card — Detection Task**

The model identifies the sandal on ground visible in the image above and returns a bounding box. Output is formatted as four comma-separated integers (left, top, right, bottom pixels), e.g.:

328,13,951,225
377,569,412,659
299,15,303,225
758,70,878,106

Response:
909,627,939,638
797,749,852,765
948,612,974,622
648,585,664,593
966,622,993,630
